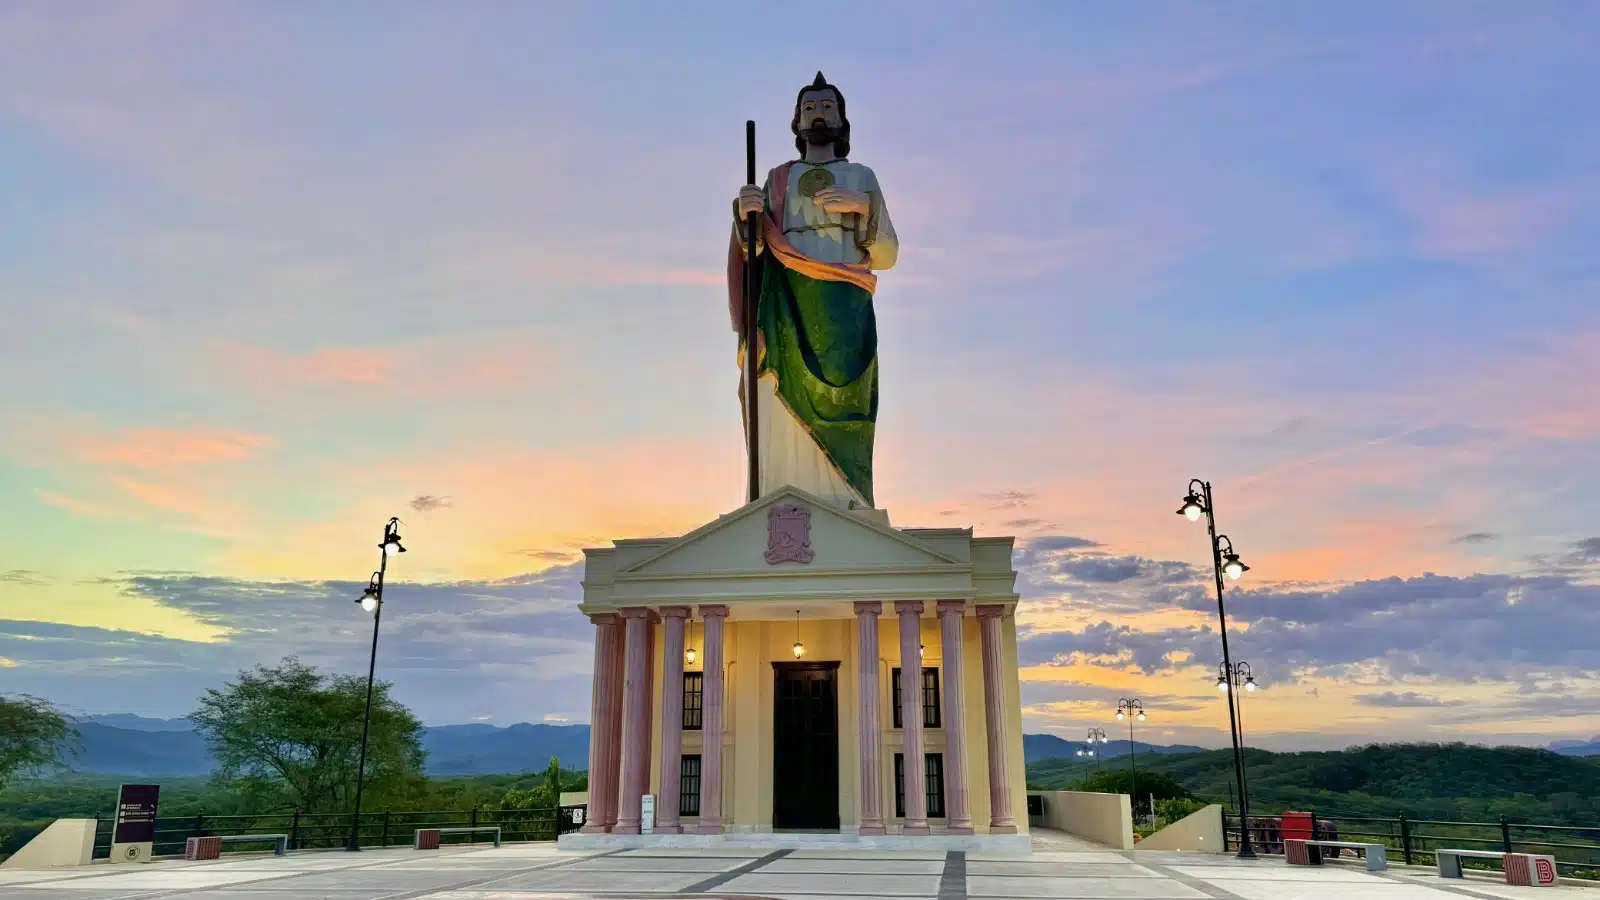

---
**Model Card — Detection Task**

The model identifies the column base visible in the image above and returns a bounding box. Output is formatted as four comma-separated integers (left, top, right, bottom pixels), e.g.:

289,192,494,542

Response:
579,823,610,834
857,824,886,836
613,822,642,835
902,822,931,835
695,822,725,835
944,824,976,835
654,824,682,834
988,822,1019,834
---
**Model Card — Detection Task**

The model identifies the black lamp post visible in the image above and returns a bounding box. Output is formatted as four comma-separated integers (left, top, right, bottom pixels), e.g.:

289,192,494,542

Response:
1114,699,1145,819
346,517,405,852
1078,727,1109,777
1216,661,1256,820
1179,480,1256,859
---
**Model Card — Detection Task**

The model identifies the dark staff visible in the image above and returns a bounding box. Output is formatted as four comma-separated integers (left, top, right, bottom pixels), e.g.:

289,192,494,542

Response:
743,120,760,502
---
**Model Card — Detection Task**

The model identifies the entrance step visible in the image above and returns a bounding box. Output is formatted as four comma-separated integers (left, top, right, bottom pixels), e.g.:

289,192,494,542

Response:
556,830,1033,854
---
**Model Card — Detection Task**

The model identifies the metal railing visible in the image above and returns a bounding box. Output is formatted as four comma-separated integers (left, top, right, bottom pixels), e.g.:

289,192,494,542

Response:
1223,809,1600,881
92,805,587,860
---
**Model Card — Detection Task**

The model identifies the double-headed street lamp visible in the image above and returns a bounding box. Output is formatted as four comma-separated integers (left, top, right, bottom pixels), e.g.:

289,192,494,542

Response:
347,517,405,852
1216,662,1256,815
1216,661,1256,694
1114,699,1146,814
1078,727,1109,775
1178,480,1256,859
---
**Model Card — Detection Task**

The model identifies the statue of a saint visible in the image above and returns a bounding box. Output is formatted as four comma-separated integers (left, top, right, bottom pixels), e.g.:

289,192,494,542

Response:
728,72,899,509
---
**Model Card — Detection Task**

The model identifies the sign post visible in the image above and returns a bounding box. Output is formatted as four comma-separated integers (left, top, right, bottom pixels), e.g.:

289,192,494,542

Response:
111,784,160,864
640,794,655,835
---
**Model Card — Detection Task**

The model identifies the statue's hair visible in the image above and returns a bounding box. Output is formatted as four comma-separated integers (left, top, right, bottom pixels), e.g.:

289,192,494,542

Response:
792,71,851,158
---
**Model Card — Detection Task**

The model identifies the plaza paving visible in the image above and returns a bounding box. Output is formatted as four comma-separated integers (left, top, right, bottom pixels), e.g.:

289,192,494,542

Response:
1,830,1592,899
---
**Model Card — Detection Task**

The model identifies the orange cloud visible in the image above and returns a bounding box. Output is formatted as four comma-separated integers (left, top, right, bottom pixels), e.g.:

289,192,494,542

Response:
79,427,272,469
35,489,127,521
109,476,244,537
226,345,401,385
209,335,552,400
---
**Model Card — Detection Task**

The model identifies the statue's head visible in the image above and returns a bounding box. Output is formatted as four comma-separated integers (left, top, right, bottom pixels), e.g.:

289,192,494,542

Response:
792,71,850,158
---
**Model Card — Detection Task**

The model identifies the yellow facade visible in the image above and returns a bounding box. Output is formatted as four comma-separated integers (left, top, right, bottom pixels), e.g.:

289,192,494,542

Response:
573,486,1029,841
652,613,1029,834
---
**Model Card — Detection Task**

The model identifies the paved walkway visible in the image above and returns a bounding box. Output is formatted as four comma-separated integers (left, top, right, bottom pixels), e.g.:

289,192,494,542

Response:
1,835,1592,898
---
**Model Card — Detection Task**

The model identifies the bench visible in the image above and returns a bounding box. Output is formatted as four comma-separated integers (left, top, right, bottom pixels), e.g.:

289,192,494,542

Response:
184,834,288,860
413,826,502,850
1436,849,1559,886
1285,838,1387,872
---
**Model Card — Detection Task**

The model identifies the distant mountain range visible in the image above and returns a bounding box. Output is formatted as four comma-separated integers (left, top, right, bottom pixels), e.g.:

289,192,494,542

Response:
54,716,1598,778
60,716,592,778
1021,733,1206,762
1550,737,1600,757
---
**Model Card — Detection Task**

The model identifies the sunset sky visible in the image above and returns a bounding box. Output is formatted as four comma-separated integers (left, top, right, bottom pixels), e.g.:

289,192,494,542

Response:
2,2,1597,753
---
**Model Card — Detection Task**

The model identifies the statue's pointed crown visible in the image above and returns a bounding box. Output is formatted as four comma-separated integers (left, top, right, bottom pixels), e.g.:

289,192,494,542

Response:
812,71,827,88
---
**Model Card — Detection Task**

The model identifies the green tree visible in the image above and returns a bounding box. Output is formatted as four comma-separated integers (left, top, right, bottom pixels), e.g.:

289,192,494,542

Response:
0,695,75,792
1156,796,1208,826
189,657,425,814
497,757,565,840
1076,768,1192,809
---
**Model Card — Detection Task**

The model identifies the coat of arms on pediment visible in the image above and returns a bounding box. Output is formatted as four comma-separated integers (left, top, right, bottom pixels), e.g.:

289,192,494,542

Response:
765,503,815,565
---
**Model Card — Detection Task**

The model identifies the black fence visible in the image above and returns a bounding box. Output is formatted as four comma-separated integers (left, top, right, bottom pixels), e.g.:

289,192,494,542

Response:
1223,809,1600,881
92,805,588,860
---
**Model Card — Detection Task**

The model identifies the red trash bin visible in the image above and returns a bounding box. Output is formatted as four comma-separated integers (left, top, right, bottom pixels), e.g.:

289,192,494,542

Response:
1281,810,1314,842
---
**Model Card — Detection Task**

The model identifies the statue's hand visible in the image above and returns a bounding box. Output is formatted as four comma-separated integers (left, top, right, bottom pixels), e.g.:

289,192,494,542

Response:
736,185,765,218
814,186,870,216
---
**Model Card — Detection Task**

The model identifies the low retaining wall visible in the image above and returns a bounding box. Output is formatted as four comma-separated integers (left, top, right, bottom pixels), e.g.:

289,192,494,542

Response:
1028,791,1133,850
1,818,97,870
1137,804,1225,853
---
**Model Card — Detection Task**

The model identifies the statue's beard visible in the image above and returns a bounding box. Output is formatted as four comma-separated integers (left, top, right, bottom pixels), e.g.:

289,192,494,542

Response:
801,118,841,147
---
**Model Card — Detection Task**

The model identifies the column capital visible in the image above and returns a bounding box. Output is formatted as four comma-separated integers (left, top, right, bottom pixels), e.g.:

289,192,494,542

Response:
853,600,882,615
618,607,653,620
588,613,621,626
893,599,924,616
658,605,692,619
698,604,730,619
975,603,1008,619
936,599,967,616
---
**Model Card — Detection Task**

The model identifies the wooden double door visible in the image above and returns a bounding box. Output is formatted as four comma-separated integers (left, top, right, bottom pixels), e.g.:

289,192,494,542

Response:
771,662,840,830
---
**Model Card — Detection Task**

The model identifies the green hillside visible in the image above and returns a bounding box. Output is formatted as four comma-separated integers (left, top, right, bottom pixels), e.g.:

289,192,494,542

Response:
1028,742,1600,825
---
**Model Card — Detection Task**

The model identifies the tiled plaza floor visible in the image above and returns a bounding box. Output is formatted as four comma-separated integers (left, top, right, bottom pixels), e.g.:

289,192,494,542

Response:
1,832,1593,899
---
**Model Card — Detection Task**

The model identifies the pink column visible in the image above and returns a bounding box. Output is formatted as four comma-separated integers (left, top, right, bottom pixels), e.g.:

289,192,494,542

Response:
854,601,885,835
640,613,658,805
654,607,690,834
614,607,652,834
977,604,1017,833
581,614,620,833
603,619,624,830
937,600,974,833
895,600,929,834
695,604,729,833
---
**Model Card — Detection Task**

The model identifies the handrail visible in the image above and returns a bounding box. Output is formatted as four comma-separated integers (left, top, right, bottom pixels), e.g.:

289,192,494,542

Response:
91,804,586,860
1222,809,1600,880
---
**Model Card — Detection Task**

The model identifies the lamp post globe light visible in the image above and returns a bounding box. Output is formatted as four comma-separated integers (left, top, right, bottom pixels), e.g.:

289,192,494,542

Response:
347,517,405,852
1177,479,1256,859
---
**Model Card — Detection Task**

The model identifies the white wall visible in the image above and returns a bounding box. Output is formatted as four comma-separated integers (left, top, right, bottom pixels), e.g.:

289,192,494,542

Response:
1030,791,1133,850
1,818,97,870
1137,804,1225,853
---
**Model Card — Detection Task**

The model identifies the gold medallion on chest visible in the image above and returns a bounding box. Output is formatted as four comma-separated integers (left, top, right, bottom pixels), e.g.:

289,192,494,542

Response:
797,167,835,198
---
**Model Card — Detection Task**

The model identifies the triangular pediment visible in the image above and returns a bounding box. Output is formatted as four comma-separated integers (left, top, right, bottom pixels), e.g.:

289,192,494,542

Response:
616,487,963,578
